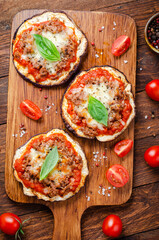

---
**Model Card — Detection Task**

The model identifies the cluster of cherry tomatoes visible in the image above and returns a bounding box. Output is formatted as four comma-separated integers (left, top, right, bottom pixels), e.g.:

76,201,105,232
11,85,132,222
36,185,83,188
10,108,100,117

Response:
102,35,159,238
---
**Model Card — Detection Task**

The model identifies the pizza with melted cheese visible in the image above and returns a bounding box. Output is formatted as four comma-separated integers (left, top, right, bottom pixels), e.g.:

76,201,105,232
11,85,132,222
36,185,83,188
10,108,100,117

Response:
61,66,135,141
12,11,87,87
13,129,88,201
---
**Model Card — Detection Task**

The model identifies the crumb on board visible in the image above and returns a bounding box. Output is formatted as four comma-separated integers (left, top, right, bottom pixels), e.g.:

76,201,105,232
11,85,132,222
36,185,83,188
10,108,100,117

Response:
113,21,117,26
124,60,128,64
86,195,90,201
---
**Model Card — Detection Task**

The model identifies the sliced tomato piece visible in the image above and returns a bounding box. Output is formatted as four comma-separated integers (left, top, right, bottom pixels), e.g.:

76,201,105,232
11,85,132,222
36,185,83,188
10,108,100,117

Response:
114,139,133,157
20,99,42,120
106,164,129,187
111,35,131,56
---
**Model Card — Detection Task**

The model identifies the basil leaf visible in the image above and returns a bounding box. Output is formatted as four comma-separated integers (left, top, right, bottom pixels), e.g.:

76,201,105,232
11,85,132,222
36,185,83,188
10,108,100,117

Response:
40,146,59,181
88,95,108,126
33,34,61,62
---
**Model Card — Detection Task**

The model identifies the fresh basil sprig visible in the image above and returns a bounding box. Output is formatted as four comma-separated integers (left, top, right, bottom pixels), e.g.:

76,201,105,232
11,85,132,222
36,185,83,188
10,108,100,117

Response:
33,34,61,62
88,95,108,126
40,146,59,181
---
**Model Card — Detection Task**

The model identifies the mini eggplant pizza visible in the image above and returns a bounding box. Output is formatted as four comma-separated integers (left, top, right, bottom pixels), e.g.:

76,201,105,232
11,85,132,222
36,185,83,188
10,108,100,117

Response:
13,129,88,201
61,66,135,141
12,11,87,87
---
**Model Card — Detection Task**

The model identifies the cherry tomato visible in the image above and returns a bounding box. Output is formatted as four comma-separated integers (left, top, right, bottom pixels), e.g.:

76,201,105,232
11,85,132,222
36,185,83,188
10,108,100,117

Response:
106,164,129,187
144,146,159,167
145,79,159,101
114,139,133,157
20,99,42,120
0,213,21,235
111,35,131,56
102,214,122,237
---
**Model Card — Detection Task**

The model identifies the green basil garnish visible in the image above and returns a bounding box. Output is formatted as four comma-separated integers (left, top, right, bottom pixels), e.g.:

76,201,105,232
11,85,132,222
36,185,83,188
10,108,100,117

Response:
40,146,59,181
33,34,61,62
88,95,108,126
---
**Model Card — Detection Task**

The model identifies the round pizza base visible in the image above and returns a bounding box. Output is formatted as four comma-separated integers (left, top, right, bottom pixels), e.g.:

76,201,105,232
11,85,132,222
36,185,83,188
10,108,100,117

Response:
13,129,89,202
12,11,88,87
61,66,135,142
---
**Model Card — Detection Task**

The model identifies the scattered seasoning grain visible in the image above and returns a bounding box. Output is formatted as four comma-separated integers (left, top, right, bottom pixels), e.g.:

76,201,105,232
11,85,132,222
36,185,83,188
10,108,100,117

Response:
147,126,151,129
124,60,128,64
95,53,99,58
113,21,117,26
19,123,24,128
140,67,143,71
151,111,155,119
145,115,148,119
99,26,105,32
91,42,95,46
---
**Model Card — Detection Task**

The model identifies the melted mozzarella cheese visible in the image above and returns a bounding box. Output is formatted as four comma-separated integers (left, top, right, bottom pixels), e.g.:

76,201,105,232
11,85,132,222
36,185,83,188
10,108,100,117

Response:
21,26,72,75
28,147,72,181
74,81,119,130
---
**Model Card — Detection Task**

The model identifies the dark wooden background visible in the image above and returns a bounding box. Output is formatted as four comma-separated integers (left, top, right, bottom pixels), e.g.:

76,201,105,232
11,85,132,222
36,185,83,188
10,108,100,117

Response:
0,0,159,239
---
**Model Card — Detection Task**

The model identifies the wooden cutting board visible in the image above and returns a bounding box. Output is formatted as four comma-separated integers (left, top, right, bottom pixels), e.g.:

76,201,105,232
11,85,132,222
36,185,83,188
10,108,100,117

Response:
5,9,136,239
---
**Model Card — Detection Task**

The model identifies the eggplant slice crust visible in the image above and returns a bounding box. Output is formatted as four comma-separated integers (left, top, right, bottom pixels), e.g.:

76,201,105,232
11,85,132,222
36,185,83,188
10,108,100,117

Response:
13,129,88,202
61,66,135,142
12,11,88,87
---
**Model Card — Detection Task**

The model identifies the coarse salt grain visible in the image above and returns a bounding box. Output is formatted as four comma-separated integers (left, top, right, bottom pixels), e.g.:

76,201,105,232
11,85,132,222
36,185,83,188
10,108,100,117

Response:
95,54,99,58
113,27,115,31
87,196,90,201
147,126,151,129
113,21,116,26
145,115,148,119
20,130,26,138
102,188,106,195
140,67,143,71
108,186,111,189
108,193,111,197
124,60,128,64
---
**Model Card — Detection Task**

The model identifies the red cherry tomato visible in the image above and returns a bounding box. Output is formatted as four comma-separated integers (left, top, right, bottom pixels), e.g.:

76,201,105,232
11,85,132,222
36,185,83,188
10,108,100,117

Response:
106,164,129,187
20,99,42,120
0,213,21,235
145,79,159,101
114,139,133,157
102,214,122,237
111,35,131,56
144,146,159,167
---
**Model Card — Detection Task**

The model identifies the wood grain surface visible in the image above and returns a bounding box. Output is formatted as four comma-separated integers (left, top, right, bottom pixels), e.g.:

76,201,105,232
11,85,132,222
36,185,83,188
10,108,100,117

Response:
5,9,136,239
0,1,159,240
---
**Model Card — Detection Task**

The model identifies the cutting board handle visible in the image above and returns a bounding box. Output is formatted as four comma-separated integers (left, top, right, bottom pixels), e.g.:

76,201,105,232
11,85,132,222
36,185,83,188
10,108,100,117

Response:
49,203,82,240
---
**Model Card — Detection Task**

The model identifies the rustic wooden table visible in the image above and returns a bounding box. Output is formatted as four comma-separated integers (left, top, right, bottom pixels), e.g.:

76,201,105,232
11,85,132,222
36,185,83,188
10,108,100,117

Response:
0,0,159,239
